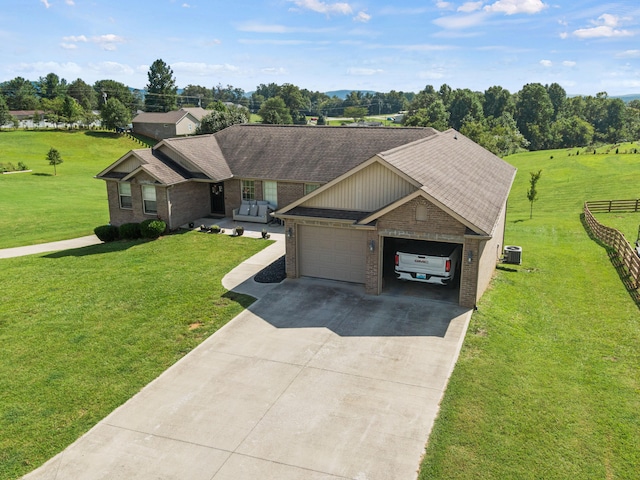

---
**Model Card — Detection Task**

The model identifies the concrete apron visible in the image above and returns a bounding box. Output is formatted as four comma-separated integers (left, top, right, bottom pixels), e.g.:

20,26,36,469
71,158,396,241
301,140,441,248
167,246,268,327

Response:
24,278,471,480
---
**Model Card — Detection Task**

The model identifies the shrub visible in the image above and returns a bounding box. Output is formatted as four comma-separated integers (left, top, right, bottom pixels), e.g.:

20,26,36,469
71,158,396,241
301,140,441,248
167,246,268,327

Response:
235,226,244,236
94,224,119,242
17,161,28,170
140,219,166,239
119,222,141,240
210,225,221,234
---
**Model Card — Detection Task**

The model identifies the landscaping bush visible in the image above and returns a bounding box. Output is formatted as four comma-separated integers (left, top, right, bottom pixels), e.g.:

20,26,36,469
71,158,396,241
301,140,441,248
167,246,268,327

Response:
210,224,221,234
234,225,244,236
17,161,28,170
140,219,166,239
93,224,120,242
119,222,141,240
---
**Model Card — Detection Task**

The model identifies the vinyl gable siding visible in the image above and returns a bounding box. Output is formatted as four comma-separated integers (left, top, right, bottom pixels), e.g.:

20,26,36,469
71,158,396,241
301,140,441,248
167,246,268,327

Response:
301,161,416,212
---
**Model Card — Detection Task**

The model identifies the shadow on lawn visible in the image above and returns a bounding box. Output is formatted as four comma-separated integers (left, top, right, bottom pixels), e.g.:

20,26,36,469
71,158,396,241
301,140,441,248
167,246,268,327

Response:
43,240,144,258
580,213,640,310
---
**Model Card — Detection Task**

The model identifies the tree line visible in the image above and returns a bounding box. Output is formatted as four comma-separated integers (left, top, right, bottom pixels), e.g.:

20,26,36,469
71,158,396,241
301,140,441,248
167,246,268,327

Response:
1,58,639,156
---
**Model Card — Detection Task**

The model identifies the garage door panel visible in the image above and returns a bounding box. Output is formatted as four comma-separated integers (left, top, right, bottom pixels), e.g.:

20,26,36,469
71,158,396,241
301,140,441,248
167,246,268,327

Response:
299,226,366,284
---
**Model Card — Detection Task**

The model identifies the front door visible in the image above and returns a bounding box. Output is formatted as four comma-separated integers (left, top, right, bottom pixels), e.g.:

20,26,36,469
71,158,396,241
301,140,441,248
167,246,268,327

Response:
210,182,225,216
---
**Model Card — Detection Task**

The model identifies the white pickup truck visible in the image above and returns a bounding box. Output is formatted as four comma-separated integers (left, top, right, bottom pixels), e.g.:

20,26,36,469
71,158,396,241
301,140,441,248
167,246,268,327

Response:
394,242,462,286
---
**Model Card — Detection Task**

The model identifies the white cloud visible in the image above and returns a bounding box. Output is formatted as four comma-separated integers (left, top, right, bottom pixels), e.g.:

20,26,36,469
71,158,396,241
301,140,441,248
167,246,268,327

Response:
347,67,383,75
354,11,371,23
433,11,488,29
60,33,125,50
418,69,446,80
236,22,333,34
88,61,135,76
288,0,353,15
562,60,576,67
182,3,191,7
435,1,452,9
261,67,288,75
458,2,483,13
540,59,552,67
62,35,88,42
65,0,75,5
40,0,51,8
484,0,547,15
11,61,82,76
172,62,241,76
615,50,640,58
559,32,568,39
60,43,77,49
573,14,633,39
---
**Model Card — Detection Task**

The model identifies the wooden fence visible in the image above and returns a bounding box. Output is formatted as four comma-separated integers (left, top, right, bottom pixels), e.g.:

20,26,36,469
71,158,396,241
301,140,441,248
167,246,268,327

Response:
584,200,640,289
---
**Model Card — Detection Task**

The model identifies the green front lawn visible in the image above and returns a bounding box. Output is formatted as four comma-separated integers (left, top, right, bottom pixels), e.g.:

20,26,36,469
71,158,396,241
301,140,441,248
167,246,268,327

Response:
0,232,270,479
419,147,640,478
0,130,153,249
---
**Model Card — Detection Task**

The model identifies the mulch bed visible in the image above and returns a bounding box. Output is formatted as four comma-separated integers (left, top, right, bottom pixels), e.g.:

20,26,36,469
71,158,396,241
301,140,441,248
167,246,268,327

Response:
254,255,286,283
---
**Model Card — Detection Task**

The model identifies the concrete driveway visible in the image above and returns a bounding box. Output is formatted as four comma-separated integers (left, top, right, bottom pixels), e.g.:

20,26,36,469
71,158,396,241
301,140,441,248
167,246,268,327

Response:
24,277,471,480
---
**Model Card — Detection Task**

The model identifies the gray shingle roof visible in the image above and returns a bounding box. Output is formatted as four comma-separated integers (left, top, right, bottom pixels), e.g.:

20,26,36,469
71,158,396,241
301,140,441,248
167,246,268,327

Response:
159,135,232,181
212,124,437,182
132,107,208,125
378,129,517,236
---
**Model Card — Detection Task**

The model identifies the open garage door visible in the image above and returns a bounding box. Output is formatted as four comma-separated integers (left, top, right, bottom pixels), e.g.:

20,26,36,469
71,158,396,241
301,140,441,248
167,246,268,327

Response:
298,225,367,284
382,237,462,303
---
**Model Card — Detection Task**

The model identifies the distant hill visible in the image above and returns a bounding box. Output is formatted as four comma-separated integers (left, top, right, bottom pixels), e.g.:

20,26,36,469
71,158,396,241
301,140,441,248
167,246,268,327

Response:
613,94,640,103
325,90,377,99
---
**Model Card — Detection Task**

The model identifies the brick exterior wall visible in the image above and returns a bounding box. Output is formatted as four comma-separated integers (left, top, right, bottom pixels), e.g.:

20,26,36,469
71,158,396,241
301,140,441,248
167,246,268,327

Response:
277,182,306,210
284,219,297,279
105,178,164,226
166,182,210,230
224,179,241,218
376,196,479,308
365,230,380,295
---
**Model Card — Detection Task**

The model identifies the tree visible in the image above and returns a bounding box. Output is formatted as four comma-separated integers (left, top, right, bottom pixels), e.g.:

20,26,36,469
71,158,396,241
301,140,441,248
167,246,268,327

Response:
483,86,514,119
257,97,292,124
515,83,554,150
196,105,249,134
1,77,39,110
94,79,142,113
403,99,449,131
546,83,566,121
0,94,11,126
37,73,67,100
144,59,177,112
527,170,542,219
47,147,63,176
100,98,132,130
67,78,98,111
60,95,83,126
448,88,484,130
344,106,368,123
550,116,594,148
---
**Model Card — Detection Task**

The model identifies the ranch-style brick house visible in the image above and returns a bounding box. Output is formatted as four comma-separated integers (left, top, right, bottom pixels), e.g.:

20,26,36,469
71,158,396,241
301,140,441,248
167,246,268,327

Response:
131,107,209,140
96,124,516,308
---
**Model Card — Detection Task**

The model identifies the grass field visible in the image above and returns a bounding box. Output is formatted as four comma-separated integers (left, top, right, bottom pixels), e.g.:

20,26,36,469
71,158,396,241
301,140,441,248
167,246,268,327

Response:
0,130,153,249
419,145,640,479
0,232,270,480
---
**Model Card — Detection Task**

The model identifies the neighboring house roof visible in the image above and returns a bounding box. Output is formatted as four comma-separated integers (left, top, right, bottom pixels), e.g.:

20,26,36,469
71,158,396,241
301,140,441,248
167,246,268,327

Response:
132,107,208,125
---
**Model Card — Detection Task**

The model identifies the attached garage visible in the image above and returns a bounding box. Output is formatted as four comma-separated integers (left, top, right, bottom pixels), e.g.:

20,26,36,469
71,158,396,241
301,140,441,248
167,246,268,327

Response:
298,225,367,284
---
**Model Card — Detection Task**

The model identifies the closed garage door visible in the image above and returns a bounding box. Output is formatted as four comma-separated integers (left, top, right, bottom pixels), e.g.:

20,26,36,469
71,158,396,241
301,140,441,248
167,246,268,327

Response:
299,225,367,284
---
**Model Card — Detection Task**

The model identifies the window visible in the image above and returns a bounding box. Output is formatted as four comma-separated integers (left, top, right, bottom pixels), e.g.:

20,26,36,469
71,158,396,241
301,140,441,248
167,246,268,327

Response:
241,180,255,200
263,181,277,207
142,185,157,214
304,183,320,195
119,183,132,209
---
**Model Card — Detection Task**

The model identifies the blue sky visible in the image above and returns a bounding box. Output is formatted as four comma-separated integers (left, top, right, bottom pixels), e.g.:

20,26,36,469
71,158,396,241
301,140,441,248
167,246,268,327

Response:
1,0,639,95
